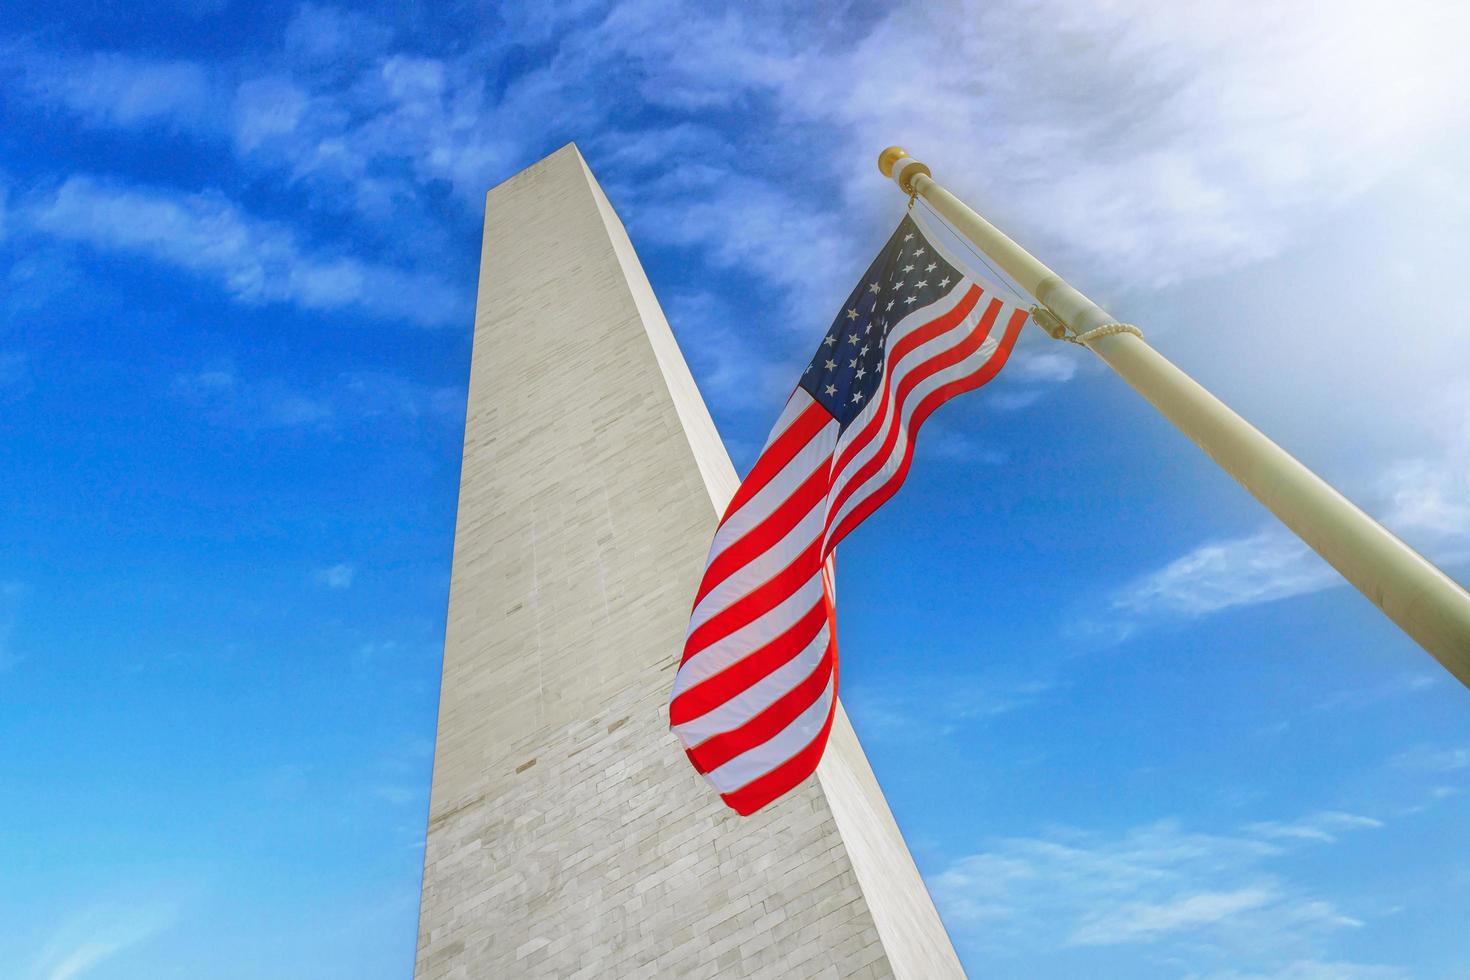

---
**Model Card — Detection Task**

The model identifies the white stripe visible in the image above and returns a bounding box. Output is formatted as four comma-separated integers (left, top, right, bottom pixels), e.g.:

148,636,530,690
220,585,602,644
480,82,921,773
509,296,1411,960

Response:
829,293,988,498
688,500,825,632
832,283,980,474
876,276,977,364
672,573,824,698
825,331,1004,540
822,284,973,469
671,620,830,748
705,419,838,566
704,673,835,794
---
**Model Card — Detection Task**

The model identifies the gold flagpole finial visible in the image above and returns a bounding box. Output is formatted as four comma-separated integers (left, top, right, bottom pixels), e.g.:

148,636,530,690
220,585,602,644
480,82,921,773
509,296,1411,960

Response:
877,146,909,177
877,146,932,196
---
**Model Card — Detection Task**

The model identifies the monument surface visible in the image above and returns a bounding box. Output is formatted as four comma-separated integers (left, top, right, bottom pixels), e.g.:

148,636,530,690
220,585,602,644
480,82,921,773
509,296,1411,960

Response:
415,143,963,979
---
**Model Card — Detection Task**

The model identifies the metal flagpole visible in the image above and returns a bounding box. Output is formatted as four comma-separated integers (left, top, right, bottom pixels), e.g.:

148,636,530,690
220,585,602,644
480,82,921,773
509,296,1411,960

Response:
877,146,1470,688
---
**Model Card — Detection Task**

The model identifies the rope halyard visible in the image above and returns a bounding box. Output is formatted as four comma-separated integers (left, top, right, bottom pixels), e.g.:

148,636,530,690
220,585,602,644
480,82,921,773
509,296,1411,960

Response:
1030,305,1143,346
1073,322,1144,344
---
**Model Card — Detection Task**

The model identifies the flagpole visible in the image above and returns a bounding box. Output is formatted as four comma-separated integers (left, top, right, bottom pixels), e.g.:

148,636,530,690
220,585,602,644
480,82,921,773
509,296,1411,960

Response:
877,146,1470,688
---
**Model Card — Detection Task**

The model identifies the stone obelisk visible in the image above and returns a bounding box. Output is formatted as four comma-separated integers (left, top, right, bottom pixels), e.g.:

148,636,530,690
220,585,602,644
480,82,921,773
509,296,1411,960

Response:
415,143,963,979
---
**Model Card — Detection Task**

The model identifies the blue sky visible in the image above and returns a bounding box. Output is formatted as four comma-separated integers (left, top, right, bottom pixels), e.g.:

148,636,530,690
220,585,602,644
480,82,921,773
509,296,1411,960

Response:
3,1,1469,977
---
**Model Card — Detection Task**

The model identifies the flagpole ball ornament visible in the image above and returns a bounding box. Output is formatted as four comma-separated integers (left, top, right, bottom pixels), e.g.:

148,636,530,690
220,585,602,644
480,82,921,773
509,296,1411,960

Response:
877,145,909,176
878,146,932,197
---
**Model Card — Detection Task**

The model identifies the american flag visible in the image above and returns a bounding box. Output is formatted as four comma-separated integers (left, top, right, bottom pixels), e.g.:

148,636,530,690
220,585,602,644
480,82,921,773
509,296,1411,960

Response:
669,214,1030,815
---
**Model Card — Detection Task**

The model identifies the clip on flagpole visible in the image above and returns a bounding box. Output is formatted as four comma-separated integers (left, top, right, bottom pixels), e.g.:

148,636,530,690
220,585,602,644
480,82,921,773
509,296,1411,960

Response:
877,145,1470,688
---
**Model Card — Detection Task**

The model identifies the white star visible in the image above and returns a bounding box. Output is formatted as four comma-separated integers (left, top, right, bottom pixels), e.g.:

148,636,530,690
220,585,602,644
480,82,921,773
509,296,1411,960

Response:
868,282,881,294
939,276,951,287
903,233,914,241
885,300,894,310
859,345,870,356
864,323,873,334
926,262,937,272
847,333,859,344
914,247,926,257
846,308,859,320
824,358,837,370
823,335,837,347
824,384,837,396
855,366,867,379
903,264,915,273
849,358,858,368
904,295,917,304
915,280,928,289
894,281,906,290
851,391,864,403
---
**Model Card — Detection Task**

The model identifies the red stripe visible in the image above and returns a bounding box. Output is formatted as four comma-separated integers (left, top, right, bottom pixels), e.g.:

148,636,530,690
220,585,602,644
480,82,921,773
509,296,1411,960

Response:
668,600,826,726
830,286,983,482
685,635,835,773
717,399,831,529
691,456,832,610
826,306,1026,551
825,296,1002,533
680,538,822,664
717,681,838,816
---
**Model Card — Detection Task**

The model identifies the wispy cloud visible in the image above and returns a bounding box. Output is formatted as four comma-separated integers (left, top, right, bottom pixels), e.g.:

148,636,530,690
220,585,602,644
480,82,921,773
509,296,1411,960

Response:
846,673,1057,743
171,363,462,432
1241,812,1383,844
315,563,355,590
27,176,467,326
931,810,1386,972
1188,961,1410,980
1389,744,1470,774
1111,526,1338,621
807,0,1470,288
10,47,217,132
29,901,179,980
1099,381,1470,636
11,1,1463,409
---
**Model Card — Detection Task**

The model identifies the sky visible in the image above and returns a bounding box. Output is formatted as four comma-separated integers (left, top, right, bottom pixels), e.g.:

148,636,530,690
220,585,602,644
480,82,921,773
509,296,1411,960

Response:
2,0,1469,977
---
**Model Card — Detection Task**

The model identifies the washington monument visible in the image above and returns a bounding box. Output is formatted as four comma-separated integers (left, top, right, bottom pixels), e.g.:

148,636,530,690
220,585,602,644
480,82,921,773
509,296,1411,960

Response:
413,144,962,978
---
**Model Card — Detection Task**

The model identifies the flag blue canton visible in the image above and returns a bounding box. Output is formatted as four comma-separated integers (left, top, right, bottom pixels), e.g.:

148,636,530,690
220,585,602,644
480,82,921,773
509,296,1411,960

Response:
798,214,962,429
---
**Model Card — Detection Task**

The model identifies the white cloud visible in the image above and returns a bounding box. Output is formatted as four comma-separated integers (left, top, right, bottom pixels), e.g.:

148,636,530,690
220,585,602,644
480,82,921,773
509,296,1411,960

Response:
783,0,1470,289
914,423,1008,466
28,175,466,326
1191,960,1410,980
1242,812,1384,845
846,674,1056,743
1389,744,1470,774
28,901,178,980
171,363,461,431
283,3,393,66
1377,387,1470,553
931,812,1384,972
1071,886,1279,946
1310,672,1439,714
13,48,215,131
1003,349,1080,386
316,563,355,589
1103,379,1470,633
1111,526,1338,620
